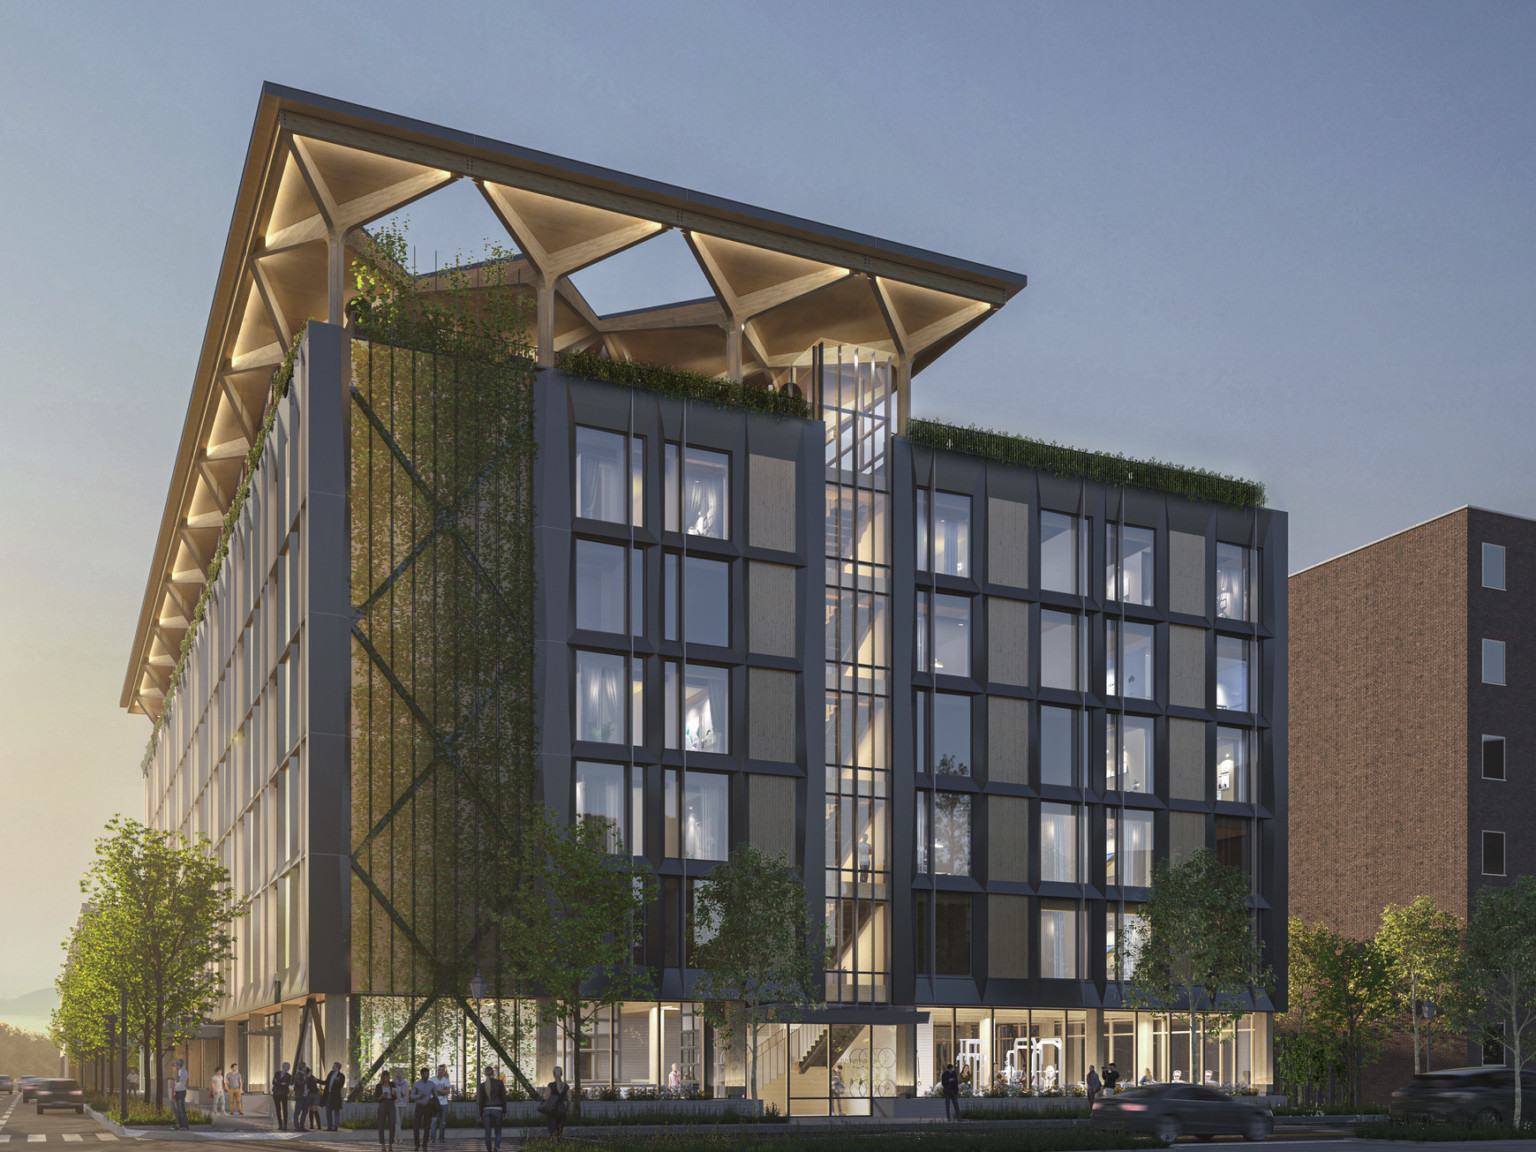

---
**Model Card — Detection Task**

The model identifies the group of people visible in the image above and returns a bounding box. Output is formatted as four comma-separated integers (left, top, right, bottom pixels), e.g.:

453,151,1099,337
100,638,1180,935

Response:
372,1065,573,1150
206,1064,244,1115
272,1060,346,1131
1085,1061,1121,1104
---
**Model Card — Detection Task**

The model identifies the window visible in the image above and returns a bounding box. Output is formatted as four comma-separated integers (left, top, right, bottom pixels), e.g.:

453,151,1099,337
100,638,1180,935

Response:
1217,727,1252,802
1107,810,1153,887
664,443,680,533
631,548,644,636
666,663,729,754
576,651,635,744
1216,543,1253,621
1484,543,1506,590
1107,620,1155,700
683,447,729,539
917,891,972,976
664,553,680,641
1483,830,1506,876
1216,816,1251,876
1040,901,1079,978
1107,524,1155,606
684,556,730,648
1040,610,1079,690
575,540,627,633
918,791,972,876
1106,907,1144,982
1040,512,1081,594
1040,803,1079,882
933,492,971,577
1040,706,1077,786
916,590,929,671
933,692,971,776
1483,736,1507,781
1107,714,1153,793
1484,639,1507,686
575,427,641,525
576,761,639,854
1216,636,1252,711
933,593,971,676
684,772,728,861
916,489,929,571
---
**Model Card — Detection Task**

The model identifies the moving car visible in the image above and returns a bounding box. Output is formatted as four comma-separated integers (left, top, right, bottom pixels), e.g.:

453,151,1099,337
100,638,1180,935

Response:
1091,1083,1274,1144
34,1079,85,1114
19,1077,43,1102
1389,1066,1536,1125
0,1074,13,1093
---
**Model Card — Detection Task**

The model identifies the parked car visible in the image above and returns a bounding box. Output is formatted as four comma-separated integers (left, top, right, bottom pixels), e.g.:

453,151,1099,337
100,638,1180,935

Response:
1389,1066,1536,1126
19,1077,43,1102
0,1074,13,1093
34,1079,85,1115
1092,1083,1274,1144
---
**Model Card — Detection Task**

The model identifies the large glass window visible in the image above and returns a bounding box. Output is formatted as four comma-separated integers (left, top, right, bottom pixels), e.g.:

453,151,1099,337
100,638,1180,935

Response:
916,590,930,672
1216,636,1252,711
1107,713,1153,793
1040,512,1080,594
685,772,728,861
576,650,628,744
917,892,972,976
1040,610,1079,690
575,540,627,633
1040,706,1076,786
1040,802,1079,882
575,427,633,524
933,692,971,776
933,492,971,577
1106,907,1144,982
916,490,929,572
684,556,730,648
933,593,971,676
1216,543,1253,621
1107,620,1155,700
631,548,644,637
576,761,627,853
1484,543,1507,590
1107,810,1153,887
683,447,729,539
664,553,680,641
1216,816,1251,876
1217,727,1251,802
677,663,728,754
1483,639,1507,686
1107,524,1155,606
1483,830,1506,876
1040,901,1080,978
918,791,972,877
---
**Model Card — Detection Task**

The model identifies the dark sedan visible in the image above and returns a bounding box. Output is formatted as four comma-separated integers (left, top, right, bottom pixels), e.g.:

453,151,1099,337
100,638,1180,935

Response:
1092,1083,1274,1144
34,1078,85,1114
0,1074,13,1093
1390,1066,1536,1125
19,1077,43,1102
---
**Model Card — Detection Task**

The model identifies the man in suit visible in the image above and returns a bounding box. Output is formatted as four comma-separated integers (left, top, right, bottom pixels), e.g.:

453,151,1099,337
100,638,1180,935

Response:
323,1063,347,1132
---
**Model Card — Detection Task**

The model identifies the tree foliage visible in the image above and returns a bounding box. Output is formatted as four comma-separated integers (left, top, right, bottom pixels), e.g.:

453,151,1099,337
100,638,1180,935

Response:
0,1023,61,1078
1375,897,1466,1075
1126,848,1269,1082
1462,876,1536,1129
500,811,655,1118
1286,919,1395,1109
691,846,826,1102
52,818,246,1106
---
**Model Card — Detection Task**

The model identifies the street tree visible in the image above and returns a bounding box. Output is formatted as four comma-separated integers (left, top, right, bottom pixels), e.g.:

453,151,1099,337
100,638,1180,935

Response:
1289,919,1396,1109
503,810,656,1118
1462,875,1536,1129
59,818,245,1105
1276,918,1348,1106
1127,848,1269,1083
691,845,825,1102
1376,897,1465,1075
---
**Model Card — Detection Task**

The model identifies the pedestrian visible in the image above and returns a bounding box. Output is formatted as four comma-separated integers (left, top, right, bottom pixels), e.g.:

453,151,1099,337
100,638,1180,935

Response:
376,1071,399,1149
323,1062,347,1131
830,1063,846,1116
940,1062,960,1121
666,1063,682,1095
1087,1065,1101,1107
410,1068,437,1150
292,1063,310,1132
1103,1062,1119,1094
431,1065,453,1144
393,1068,409,1138
542,1067,570,1140
210,1066,227,1115
126,1068,139,1099
477,1065,506,1152
306,1064,324,1132
171,1059,190,1130
272,1061,293,1129
227,1063,244,1114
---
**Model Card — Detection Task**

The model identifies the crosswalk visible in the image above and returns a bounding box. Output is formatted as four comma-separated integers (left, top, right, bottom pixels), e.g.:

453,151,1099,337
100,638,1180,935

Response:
0,1136,118,1143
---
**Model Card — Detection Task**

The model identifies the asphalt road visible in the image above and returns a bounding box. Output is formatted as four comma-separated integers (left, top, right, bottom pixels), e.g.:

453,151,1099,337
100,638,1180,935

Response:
0,1091,123,1147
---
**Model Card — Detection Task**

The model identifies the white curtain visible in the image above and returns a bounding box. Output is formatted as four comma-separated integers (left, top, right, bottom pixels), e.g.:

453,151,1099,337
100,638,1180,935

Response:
1041,804,1077,882
576,430,625,522
684,773,728,861
577,653,624,743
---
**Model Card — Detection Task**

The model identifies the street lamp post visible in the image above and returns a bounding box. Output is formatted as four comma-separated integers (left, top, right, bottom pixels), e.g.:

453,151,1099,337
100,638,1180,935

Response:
469,973,487,1084
118,988,129,1123
106,1012,116,1100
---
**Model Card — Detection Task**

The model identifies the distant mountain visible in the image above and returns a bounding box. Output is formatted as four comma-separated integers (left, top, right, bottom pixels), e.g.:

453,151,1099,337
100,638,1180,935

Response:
0,989,57,1016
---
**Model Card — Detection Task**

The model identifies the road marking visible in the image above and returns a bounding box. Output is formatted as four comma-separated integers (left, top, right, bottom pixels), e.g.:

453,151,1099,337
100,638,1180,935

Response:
63,1136,83,1143
97,1136,119,1142
27,1137,44,1144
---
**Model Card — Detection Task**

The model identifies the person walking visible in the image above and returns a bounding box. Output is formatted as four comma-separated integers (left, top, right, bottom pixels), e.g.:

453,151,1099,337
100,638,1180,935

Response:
430,1065,453,1144
477,1065,506,1152
209,1067,228,1116
272,1062,293,1129
830,1063,846,1116
542,1068,570,1140
1087,1065,1101,1108
227,1063,244,1115
409,1068,436,1150
126,1068,139,1099
1103,1062,1119,1094
171,1059,190,1130
323,1062,347,1131
940,1062,961,1121
375,1071,400,1149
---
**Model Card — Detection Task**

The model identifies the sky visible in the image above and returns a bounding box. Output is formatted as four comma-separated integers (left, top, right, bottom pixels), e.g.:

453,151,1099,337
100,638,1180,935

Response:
1,0,1533,998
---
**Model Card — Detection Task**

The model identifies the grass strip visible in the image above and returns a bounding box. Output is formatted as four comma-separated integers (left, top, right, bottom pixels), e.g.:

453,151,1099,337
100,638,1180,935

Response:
514,1128,1160,1151
1354,1120,1534,1141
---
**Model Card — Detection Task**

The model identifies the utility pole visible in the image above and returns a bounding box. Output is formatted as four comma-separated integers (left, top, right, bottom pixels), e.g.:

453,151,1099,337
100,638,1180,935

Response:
119,988,129,1122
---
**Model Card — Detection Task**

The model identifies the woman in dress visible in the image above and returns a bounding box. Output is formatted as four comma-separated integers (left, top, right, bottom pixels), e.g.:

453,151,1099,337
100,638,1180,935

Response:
376,1071,399,1148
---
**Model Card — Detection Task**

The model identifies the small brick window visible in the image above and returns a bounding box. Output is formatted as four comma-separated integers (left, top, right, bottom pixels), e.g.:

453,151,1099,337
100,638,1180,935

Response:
1483,543,1506,590
1483,736,1507,781
1482,830,1506,876
1483,639,1507,686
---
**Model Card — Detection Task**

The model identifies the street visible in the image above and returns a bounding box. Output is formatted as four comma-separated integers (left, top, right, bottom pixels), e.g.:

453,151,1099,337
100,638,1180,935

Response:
0,1092,122,1146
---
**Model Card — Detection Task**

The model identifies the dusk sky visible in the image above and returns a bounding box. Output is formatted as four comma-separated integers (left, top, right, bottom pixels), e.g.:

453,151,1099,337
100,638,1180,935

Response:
2,1,1533,997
